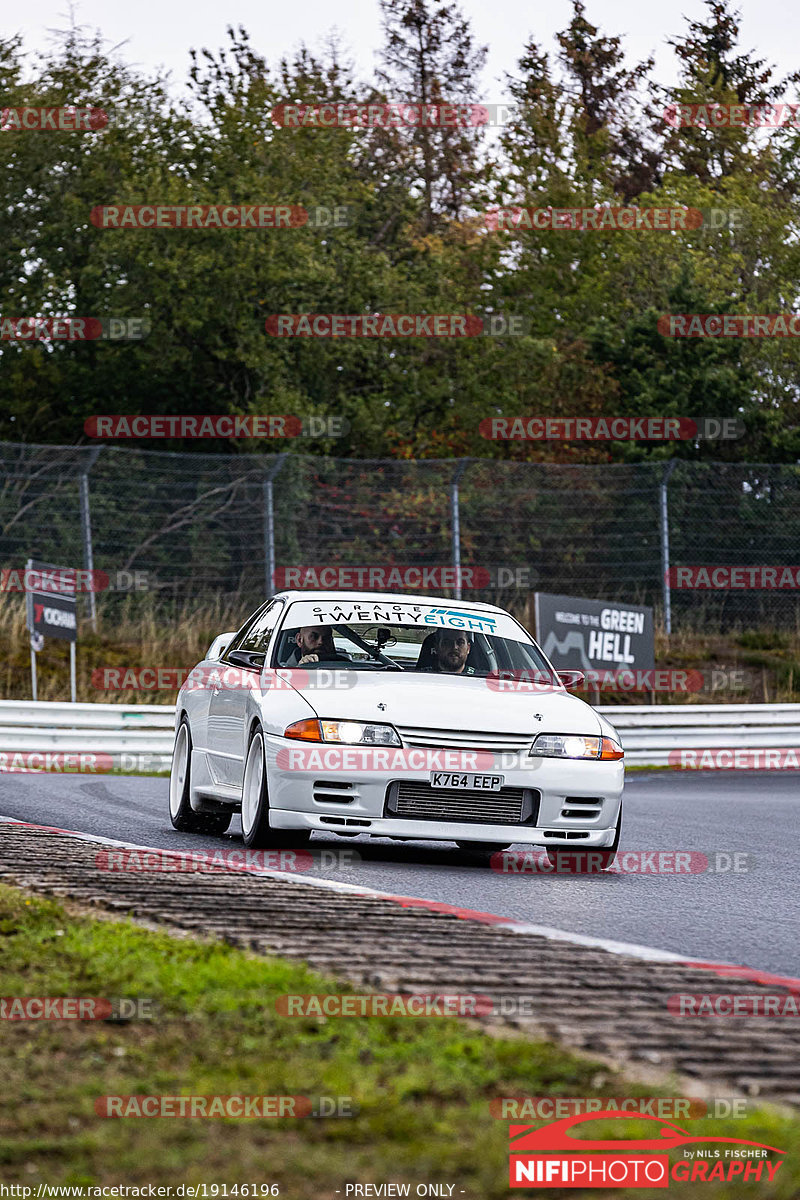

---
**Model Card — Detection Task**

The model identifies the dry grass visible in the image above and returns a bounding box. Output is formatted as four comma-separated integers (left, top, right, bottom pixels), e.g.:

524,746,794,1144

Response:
0,592,251,704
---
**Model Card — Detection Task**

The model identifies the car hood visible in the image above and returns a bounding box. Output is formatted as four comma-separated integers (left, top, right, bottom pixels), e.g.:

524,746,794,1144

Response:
300,671,603,738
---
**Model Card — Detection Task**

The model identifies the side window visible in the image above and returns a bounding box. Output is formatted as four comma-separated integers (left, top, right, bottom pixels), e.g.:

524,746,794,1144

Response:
223,606,267,659
235,600,285,655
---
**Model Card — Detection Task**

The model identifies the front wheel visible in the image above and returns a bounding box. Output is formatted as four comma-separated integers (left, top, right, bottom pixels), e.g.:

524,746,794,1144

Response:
545,804,622,872
169,718,232,835
241,728,310,849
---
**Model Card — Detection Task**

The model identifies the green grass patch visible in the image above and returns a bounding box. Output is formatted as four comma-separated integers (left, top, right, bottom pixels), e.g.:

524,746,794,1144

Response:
736,631,790,652
106,768,171,778
0,884,797,1197
623,764,675,773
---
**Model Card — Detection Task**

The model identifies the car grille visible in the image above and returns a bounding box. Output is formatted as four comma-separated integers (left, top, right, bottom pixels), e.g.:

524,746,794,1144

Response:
395,724,534,754
386,781,539,825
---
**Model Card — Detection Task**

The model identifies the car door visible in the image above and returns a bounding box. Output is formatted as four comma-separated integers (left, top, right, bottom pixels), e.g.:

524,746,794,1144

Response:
206,600,284,787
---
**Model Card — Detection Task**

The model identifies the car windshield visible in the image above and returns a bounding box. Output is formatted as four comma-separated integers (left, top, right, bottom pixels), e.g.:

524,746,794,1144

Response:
273,600,553,677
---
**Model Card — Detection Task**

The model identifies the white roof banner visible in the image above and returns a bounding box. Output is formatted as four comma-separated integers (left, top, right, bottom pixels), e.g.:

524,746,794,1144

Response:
284,600,522,638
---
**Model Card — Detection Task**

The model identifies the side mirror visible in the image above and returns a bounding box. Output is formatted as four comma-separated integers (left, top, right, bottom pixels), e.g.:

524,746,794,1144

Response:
227,649,266,673
207,632,236,661
557,670,585,690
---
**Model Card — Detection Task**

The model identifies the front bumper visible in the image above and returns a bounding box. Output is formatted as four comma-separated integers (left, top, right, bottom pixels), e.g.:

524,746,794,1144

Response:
265,735,624,845
268,810,621,846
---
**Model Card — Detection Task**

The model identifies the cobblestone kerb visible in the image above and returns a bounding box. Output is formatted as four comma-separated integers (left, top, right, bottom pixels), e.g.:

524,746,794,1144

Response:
0,820,798,1107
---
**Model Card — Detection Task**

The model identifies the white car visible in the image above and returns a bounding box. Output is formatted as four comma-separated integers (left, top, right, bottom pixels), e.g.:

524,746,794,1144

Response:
169,591,624,864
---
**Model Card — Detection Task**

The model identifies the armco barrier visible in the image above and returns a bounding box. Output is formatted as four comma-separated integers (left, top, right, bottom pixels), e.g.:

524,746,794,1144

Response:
0,700,175,771
0,700,798,771
606,703,800,765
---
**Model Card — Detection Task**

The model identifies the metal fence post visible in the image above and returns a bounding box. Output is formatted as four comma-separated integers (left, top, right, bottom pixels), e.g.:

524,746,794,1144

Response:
450,459,471,600
263,454,289,598
660,460,677,634
80,447,102,632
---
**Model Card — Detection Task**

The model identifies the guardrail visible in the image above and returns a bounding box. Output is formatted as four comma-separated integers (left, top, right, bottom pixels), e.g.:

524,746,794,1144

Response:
0,700,175,771
601,704,800,765
0,700,798,771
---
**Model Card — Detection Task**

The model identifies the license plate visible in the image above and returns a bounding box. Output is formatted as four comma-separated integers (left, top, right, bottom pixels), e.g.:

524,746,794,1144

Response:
429,772,505,791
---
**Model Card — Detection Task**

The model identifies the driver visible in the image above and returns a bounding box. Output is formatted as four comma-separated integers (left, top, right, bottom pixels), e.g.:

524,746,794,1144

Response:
286,625,349,666
426,628,475,675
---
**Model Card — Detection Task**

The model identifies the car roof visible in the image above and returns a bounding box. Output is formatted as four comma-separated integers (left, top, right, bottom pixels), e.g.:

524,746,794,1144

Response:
272,590,508,615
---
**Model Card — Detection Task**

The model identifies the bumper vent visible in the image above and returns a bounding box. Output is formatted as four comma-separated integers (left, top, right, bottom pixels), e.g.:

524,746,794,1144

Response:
561,796,603,820
319,816,372,828
543,830,591,840
314,780,357,804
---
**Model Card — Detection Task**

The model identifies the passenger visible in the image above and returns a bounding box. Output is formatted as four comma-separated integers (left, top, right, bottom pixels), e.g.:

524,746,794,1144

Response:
424,629,475,675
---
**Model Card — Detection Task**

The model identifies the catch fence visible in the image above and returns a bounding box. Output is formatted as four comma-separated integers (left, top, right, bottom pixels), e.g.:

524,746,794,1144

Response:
1,442,798,631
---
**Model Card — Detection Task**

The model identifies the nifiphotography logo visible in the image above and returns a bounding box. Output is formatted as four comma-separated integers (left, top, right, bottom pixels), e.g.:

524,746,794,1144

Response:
508,1111,785,1188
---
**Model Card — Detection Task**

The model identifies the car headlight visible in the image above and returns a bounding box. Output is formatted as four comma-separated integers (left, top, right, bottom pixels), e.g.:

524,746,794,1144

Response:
284,719,401,746
529,733,623,760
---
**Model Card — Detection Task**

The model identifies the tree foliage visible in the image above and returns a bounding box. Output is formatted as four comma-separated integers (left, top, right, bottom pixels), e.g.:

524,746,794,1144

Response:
0,0,798,462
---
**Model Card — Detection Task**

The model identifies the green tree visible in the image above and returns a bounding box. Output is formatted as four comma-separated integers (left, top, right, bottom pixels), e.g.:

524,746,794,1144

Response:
374,0,489,232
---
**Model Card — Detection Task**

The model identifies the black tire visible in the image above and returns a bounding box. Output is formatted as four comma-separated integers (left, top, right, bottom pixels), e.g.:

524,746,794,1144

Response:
545,804,622,873
169,717,232,835
241,727,311,850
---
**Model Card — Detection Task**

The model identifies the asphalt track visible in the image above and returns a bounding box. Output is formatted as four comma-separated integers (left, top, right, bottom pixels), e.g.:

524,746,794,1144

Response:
1,770,796,976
